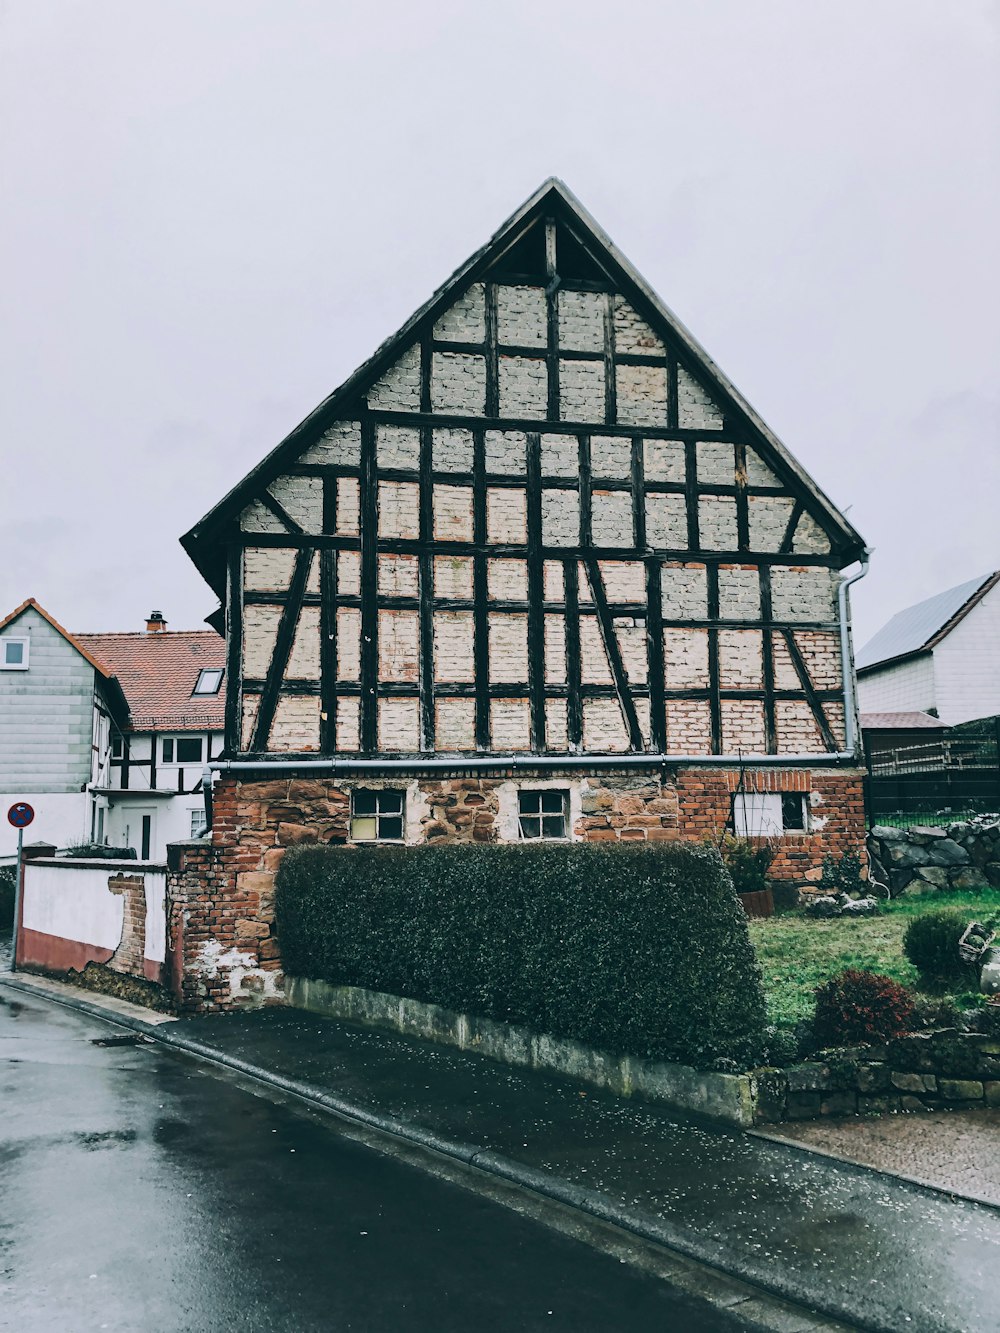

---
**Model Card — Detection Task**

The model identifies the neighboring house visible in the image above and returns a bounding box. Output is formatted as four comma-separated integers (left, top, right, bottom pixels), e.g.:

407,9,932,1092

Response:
0,599,128,858
77,614,226,857
860,710,947,768
0,601,225,860
857,571,1000,726
170,178,872,1007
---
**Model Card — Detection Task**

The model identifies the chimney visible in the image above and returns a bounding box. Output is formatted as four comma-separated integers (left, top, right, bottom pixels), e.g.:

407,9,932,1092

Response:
146,610,167,634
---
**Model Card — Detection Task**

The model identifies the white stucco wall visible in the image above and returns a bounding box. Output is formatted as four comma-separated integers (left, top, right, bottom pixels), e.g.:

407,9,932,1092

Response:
0,792,90,860
931,585,1000,724
21,860,166,962
857,653,935,716
105,795,209,860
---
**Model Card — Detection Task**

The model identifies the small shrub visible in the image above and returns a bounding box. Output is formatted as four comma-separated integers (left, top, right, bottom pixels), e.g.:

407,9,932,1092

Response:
812,969,915,1048
713,834,777,896
276,841,769,1069
965,1003,1000,1038
0,864,14,927
771,881,801,913
903,909,970,984
910,994,965,1030
820,850,865,897
764,1024,801,1066
64,842,136,860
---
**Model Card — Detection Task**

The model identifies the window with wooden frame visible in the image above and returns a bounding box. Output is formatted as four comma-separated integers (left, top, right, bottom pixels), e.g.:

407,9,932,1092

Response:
518,789,569,840
732,792,809,837
350,789,405,842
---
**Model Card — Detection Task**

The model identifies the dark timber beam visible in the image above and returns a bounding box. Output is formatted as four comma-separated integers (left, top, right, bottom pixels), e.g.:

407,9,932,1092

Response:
359,415,379,753
250,548,314,752
525,432,546,750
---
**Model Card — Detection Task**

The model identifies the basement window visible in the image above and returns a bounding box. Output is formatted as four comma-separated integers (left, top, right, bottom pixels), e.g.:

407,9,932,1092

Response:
350,789,405,842
518,789,569,840
193,668,224,696
732,793,809,837
1,637,29,670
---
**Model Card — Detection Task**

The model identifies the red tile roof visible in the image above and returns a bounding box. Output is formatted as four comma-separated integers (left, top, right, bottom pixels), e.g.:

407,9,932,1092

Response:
76,630,226,733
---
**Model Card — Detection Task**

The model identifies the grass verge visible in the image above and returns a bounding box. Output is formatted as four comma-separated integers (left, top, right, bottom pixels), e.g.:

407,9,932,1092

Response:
747,888,1000,1029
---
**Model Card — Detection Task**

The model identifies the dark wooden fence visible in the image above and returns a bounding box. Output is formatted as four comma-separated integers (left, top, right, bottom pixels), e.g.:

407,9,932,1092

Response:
864,716,1000,827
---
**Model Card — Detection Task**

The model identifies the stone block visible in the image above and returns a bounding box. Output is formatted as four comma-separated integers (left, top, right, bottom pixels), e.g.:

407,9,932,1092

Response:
890,1071,928,1093
819,1091,858,1117
856,1063,890,1093
900,1095,928,1112
275,823,319,846
858,1095,899,1116
938,1078,984,1100
985,1081,1000,1107
925,840,970,867
785,1062,831,1093
786,1091,822,1120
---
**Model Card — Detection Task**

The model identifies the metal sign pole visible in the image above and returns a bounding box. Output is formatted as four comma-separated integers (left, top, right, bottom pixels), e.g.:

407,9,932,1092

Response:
6,802,34,973
11,825,23,973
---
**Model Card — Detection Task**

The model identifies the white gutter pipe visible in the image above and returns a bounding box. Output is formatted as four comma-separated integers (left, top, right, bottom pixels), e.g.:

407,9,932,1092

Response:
203,551,872,788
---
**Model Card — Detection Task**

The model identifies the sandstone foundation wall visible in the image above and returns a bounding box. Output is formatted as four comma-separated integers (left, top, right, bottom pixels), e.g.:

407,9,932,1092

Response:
165,765,866,1011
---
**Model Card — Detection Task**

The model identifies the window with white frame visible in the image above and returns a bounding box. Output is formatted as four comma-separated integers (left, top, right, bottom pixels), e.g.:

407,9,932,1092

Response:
1,637,29,670
162,736,204,764
190,808,208,837
192,668,224,696
731,792,809,837
350,789,405,842
518,789,569,840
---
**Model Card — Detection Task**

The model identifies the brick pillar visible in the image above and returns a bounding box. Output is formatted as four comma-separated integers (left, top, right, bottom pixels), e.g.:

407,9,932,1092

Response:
107,873,146,975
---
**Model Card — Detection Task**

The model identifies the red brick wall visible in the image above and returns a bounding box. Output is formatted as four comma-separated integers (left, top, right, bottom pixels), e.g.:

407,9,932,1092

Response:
165,765,867,1011
675,766,867,882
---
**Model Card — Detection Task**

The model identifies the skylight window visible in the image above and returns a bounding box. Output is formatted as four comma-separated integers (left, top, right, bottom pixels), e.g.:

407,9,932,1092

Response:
193,668,223,696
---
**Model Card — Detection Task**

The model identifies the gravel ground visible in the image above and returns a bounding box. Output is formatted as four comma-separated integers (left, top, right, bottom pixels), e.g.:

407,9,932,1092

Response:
770,1106,1000,1205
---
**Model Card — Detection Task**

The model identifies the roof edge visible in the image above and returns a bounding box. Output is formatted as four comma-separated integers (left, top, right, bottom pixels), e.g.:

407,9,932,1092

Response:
0,598,114,678
180,176,868,594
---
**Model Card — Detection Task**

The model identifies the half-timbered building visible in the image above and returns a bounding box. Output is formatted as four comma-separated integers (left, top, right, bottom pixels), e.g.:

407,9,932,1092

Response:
173,180,870,1008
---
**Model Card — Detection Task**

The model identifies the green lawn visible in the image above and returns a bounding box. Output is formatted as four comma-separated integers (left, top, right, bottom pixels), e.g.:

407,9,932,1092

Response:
747,889,1000,1029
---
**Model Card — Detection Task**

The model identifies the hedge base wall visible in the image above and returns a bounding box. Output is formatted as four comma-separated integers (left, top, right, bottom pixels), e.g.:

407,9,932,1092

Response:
286,976,760,1126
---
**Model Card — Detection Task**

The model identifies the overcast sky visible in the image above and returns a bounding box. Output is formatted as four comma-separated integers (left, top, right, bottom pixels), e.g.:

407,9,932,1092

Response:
1,0,997,648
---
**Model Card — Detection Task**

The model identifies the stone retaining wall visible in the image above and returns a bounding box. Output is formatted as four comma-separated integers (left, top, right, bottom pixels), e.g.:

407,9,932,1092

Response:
867,818,1000,896
758,1028,1000,1121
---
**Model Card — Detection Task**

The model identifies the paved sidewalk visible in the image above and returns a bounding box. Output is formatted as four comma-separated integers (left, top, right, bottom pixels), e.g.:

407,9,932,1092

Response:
5,975,1000,1333
766,1107,1000,1208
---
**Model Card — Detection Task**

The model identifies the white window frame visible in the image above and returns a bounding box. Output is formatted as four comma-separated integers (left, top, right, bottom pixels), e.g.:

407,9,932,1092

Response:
732,792,809,837
350,789,406,843
1,636,29,670
161,735,205,765
517,787,571,841
190,808,208,837
192,668,224,696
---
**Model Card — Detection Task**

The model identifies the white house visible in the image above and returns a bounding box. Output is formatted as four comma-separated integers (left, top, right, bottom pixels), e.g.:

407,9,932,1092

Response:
857,571,1000,726
0,600,127,857
0,601,225,860
77,614,226,856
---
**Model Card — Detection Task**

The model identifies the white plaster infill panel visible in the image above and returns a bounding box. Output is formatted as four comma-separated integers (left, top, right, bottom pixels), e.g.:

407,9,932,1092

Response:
21,859,167,962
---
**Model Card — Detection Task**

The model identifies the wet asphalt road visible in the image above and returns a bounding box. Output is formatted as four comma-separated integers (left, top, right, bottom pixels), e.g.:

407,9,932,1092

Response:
0,987,750,1332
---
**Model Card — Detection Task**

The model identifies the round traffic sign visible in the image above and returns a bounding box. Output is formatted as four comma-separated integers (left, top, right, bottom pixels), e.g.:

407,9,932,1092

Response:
7,802,35,829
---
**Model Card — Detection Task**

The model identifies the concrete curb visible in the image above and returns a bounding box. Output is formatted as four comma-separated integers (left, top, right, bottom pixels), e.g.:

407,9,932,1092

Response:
0,971,928,1333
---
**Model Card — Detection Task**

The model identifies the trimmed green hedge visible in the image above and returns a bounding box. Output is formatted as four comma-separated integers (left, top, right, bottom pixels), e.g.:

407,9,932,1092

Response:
275,841,767,1068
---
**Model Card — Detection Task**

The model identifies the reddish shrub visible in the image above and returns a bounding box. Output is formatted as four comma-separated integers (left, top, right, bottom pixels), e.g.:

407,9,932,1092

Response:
812,969,915,1048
